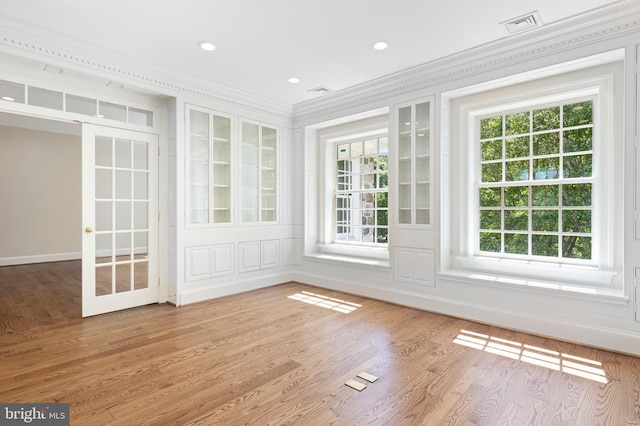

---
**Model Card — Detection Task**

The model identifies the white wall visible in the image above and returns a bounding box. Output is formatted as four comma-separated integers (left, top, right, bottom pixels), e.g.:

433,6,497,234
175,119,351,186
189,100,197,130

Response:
0,124,81,264
293,5,640,356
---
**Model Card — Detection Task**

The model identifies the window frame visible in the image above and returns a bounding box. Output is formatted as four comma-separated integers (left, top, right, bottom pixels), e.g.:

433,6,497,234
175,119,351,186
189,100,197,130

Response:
333,134,389,247
446,62,622,289
474,96,597,265
315,116,390,261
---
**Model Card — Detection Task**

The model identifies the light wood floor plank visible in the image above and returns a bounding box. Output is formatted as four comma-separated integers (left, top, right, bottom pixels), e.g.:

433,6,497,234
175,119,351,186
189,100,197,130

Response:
1,261,639,425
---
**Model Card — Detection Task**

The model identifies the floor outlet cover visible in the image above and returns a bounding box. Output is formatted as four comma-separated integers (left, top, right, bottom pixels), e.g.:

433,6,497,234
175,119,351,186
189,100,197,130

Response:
357,372,378,382
345,379,366,391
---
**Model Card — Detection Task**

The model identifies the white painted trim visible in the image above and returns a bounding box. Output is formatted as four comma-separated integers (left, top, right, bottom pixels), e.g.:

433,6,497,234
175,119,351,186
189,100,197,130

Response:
0,252,81,266
179,271,291,306
292,271,640,357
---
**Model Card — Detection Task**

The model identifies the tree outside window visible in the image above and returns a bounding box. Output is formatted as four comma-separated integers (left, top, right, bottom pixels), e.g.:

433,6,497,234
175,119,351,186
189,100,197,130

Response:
478,100,594,261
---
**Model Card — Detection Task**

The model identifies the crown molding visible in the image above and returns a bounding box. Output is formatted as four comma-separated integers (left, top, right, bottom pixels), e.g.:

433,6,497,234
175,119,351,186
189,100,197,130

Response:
0,19,293,124
293,0,640,127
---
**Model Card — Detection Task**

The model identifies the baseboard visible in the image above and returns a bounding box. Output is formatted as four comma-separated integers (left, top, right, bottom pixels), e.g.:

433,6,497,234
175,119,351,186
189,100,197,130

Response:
292,271,640,357
0,252,81,266
179,271,293,306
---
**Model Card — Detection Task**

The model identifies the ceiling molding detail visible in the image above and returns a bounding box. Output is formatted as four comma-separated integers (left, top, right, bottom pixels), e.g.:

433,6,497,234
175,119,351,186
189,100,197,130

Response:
0,34,293,124
292,3,640,127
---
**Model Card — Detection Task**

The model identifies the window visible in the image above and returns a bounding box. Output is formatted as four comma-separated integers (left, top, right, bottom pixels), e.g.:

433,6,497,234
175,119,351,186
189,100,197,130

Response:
477,99,594,263
444,58,623,288
334,135,389,246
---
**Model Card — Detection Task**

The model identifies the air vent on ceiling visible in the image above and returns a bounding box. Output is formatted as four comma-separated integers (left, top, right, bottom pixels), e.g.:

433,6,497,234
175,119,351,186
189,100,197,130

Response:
502,10,543,35
308,86,333,96
106,81,125,89
41,64,63,74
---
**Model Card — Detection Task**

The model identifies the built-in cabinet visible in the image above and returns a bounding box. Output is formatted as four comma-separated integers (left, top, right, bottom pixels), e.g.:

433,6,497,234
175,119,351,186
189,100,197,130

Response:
241,119,278,223
187,105,232,225
396,98,433,226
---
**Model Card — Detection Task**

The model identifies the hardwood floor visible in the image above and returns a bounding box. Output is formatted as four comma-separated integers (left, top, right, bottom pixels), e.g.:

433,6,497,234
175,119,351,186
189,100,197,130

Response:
1,262,639,425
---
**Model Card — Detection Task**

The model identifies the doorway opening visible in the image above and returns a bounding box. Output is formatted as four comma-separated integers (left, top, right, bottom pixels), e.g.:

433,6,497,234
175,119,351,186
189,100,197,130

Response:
0,112,83,332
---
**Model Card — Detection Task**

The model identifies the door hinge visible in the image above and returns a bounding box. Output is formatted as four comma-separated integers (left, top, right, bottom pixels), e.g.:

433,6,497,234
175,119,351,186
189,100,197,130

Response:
158,212,161,222
158,277,161,287
158,146,161,157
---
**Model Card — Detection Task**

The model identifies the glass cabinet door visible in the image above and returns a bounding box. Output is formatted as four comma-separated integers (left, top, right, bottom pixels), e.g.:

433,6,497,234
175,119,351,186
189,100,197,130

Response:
261,126,277,222
187,106,232,226
241,120,278,223
188,109,209,224
242,121,259,222
212,115,231,223
396,99,432,226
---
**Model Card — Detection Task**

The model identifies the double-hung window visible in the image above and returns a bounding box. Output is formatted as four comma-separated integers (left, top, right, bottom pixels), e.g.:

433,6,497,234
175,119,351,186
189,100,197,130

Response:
335,136,389,246
478,99,594,262
446,60,622,288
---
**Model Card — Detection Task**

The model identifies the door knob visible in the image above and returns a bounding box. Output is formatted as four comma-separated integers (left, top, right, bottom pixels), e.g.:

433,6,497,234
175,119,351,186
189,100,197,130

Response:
85,227,94,233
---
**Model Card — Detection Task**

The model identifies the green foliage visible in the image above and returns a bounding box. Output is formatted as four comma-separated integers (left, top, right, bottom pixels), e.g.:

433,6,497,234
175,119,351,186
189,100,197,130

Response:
532,210,558,232
563,128,592,153
563,236,591,259
504,210,528,230
377,191,388,208
481,140,502,161
506,112,530,136
505,160,529,181
562,209,591,233
480,210,501,230
481,116,503,139
562,183,591,206
505,136,529,158
533,157,559,180
480,232,501,252
377,209,388,226
505,233,528,254
532,235,558,257
533,132,559,156
532,185,558,206
563,154,592,178
482,163,502,182
563,101,593,127
479,188,502,207
533,106,560,131
504,186,528,207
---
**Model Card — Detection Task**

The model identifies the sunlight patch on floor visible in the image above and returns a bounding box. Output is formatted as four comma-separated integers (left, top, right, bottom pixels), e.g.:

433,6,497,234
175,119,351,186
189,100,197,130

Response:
287,291,362,314
453,329,608,383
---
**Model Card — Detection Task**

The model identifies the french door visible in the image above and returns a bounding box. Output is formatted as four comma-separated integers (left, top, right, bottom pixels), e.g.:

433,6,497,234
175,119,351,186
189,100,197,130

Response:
82,124,158,317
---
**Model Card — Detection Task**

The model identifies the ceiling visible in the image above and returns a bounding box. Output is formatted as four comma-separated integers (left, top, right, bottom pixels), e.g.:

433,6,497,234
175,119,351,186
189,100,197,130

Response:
0,0,628,106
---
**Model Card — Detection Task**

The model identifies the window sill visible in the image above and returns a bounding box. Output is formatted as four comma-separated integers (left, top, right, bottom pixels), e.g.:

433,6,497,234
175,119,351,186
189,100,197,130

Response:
458,256,617,287
441,264,627,305
305,244,390,269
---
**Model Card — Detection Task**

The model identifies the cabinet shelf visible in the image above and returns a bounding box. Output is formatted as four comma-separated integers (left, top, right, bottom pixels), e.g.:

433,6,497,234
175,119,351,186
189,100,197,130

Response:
397,99,433,227
241,120,278,224
187,106,232,225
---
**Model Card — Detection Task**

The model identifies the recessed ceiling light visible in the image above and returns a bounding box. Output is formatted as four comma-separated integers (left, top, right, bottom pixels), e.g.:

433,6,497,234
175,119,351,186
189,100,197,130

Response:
372,41,388,51
2,96,15,102
198,41,216,51
288,77,300,84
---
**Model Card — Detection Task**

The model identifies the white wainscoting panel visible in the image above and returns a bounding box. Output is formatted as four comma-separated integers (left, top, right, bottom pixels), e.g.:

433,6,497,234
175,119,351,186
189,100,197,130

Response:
186,247,211,281
261,239,280,269
394,247,435,287
212,244,234,277
239,242,261,273
282,238,303,266
414,250,436,287
394,248,415,283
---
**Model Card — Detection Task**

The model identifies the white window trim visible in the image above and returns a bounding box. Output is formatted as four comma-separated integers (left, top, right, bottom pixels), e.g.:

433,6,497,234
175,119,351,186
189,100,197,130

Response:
315,116,389,261
445,61,623,290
